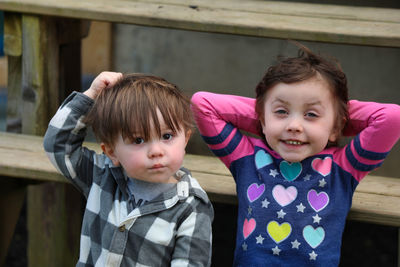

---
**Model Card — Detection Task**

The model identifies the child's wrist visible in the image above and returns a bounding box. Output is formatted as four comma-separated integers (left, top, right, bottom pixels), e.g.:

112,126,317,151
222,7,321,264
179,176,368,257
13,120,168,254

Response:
83,89,98,100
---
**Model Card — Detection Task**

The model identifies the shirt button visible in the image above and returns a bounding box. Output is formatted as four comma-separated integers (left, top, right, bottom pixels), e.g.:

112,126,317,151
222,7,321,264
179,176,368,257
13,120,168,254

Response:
118,225,126,232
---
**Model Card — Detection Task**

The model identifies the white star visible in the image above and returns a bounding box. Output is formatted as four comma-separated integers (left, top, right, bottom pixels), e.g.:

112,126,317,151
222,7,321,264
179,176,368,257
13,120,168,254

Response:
309,251,318,260
319,178,327,187
291,239,301,249
277,209,287,219
313,214,322,224
304,174,311,181
248,206,253,215
272,246,281,255
296,203,306,213
269,169,279,177
261,198,270,208
242,242,248,251
256,234,265,244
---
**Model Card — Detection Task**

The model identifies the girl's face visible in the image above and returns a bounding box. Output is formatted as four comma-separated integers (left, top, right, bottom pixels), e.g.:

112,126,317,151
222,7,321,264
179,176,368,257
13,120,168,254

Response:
261,76,338,163
102,109,190,183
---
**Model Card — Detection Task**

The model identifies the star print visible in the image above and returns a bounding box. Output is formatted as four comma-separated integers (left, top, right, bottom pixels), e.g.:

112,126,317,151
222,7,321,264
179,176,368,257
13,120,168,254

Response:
248,206,253,215
277,209,287,219
256,234,264,244
296,203,306,213
313,214,322,224
309,251,318,260
291,239,301,249
272,246,281,255
303,174,311,181
261,198,270,208
269,169,279,177
319,178,327,187
242,243,248,251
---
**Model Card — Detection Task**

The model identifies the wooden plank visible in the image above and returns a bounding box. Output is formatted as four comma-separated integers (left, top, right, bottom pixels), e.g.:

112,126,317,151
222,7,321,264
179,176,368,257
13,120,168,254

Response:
0,0,398,47
1,132,400,226
19,15,82,267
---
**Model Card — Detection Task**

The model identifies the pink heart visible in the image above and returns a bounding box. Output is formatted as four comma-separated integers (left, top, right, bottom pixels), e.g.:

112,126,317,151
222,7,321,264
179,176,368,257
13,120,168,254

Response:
243,218,256,239
272,185,298,207
247,183,265,202
307,189,329,212
311,157,332,177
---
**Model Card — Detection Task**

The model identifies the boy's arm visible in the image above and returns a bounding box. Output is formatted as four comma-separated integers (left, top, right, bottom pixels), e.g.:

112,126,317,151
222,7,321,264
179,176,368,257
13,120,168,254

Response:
43,92,96,196
171,199,213,267
339,100,400,181
43,72,122,196
191,91,260,167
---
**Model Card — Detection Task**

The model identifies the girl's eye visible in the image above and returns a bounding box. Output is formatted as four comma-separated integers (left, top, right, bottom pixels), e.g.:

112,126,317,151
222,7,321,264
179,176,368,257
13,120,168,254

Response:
133,137,144,144
274,109,288,115
305,112,318,118
162,133,173,141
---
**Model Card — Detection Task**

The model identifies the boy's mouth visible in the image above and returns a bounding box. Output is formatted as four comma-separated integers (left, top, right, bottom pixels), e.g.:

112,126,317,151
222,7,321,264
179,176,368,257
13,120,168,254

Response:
150,164,165,169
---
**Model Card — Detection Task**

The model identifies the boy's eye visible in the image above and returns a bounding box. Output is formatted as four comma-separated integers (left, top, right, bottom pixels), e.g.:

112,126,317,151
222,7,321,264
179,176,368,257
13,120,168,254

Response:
162,133,173,140
133,137,144,144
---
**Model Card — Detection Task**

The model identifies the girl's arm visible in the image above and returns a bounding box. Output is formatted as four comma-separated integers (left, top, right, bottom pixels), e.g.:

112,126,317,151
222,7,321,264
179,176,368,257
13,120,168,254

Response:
339,100,400,181
191,91,260,168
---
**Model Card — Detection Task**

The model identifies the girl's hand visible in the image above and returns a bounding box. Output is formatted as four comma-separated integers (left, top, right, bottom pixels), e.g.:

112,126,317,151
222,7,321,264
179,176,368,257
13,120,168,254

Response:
83,71,123,99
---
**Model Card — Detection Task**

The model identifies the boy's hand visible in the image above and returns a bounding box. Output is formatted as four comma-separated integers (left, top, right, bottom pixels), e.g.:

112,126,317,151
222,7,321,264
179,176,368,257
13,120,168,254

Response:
83,71,123,99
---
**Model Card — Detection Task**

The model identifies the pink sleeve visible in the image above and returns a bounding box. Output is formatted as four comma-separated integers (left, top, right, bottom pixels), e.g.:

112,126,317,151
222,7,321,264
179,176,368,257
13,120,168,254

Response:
191,91,260,168
336,100,400,181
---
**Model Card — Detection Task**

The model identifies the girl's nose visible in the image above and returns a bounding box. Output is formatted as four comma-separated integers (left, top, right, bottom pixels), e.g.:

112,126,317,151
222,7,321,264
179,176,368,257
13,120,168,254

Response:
286,116,303,132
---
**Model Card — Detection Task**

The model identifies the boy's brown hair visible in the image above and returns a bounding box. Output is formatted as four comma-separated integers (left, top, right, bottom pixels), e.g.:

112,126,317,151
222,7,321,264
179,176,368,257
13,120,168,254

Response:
84,73,193,147
255,43,349,141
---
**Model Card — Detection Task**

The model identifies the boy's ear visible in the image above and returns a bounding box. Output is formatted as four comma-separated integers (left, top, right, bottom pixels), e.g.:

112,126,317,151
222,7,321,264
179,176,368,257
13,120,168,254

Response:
101,142,120,166
185,129,192,146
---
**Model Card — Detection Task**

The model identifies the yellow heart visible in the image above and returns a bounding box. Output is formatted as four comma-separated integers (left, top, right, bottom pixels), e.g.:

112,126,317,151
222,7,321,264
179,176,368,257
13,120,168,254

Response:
267,221,292,243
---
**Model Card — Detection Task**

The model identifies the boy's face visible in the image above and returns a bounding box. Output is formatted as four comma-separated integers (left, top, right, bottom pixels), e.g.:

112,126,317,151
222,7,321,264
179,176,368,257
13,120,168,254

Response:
102,110,190,183
261,75,337,163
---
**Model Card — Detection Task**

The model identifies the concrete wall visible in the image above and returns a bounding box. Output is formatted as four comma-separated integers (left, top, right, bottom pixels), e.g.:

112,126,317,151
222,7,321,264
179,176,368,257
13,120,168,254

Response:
112,24,400,178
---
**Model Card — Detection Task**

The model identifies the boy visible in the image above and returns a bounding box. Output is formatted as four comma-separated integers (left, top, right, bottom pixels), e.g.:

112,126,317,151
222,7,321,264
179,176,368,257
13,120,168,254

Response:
44,72,214,266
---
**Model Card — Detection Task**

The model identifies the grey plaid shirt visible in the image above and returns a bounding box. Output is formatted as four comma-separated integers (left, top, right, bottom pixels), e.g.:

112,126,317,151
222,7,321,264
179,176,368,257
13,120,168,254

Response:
43,92,214,267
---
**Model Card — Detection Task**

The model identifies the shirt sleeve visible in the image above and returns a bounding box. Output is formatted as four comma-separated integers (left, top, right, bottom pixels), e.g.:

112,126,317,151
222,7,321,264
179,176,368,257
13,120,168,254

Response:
191,91,261,168
43,91,99,197
171,197,214,267
337,100,400,181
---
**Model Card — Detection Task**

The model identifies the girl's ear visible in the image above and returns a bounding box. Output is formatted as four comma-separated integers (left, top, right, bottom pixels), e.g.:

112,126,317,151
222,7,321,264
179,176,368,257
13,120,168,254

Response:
101,142,120,166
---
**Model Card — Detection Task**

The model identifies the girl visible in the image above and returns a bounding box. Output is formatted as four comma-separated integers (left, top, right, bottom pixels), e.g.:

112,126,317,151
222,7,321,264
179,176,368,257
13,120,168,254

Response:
191,45,400,266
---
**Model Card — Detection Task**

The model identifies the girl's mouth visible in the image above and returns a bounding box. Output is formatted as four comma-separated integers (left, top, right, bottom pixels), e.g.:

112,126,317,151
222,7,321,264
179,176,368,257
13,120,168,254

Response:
283,140,306,145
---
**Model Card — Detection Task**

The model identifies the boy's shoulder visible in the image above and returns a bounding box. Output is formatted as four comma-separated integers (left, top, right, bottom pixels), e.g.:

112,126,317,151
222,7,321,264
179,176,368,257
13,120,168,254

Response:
176,168,211,205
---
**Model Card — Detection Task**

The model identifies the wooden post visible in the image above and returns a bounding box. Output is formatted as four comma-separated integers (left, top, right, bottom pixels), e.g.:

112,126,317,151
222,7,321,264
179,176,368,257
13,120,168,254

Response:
0,13,87,266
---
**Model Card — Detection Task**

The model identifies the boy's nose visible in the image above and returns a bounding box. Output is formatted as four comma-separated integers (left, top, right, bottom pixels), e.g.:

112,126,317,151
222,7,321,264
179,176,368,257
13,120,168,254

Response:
148,142,164,158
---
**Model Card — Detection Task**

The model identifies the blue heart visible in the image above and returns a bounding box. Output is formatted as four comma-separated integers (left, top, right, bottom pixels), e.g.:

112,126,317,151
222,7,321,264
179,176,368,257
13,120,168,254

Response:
279,161,302,181
255,150,273,169
303,225,325,248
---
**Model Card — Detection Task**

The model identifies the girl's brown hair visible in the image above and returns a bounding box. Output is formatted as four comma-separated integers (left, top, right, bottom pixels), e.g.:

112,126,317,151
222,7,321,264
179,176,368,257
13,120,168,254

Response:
84,73,193,147
255,43,349,141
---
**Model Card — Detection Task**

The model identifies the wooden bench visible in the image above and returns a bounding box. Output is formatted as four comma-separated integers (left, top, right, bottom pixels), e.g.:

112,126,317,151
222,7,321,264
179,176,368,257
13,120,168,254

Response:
2,131,400,227
0,0,399,266
0,0,399,47
2,131,400,261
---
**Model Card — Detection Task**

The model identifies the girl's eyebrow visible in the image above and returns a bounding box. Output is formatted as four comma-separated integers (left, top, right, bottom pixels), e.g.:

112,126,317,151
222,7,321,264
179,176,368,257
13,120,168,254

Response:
305,100,323,107
271,98,289,105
